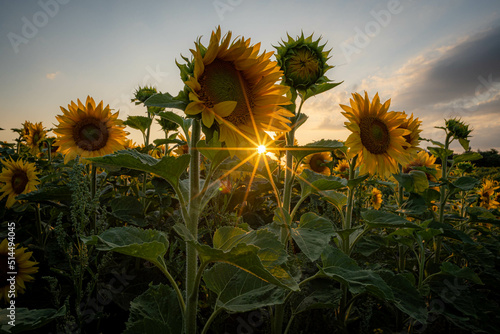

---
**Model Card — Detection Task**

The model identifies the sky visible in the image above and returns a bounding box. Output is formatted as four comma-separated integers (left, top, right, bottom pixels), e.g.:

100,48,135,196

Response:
1,0,499,153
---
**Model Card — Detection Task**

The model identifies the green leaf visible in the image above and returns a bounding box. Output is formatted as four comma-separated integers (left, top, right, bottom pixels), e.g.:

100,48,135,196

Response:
204,263,286,313
450,176,480,192
0,306,66,334
123,116,153,135
427,146,453,160
289,279,342,315
197,132,230,170
299,169,347,198
144,92,188,111
362,210,420,229
109,196,145,227
291,212,335,262
157,111,192,140
393,170,429,193
320,248,394,300
16,185,72,202
319,190,347,211
289,140,345,163
82,226,169,269
124,284,183,334
379,271,428,324
303,81,343,101
458,138,470,151
347,173,370,189
173,224,298,291
440,262,483,284
87,150,189,189
453,152,482,162
153,138,184,146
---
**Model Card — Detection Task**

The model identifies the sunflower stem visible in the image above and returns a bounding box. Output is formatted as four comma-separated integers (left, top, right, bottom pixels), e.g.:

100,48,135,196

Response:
34,203,43,246
185,119,201,334
344,156,358,234
435,132,452,264
90,165,97,235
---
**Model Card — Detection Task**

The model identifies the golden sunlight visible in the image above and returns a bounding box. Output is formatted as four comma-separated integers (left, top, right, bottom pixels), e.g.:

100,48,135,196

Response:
257,145,267,154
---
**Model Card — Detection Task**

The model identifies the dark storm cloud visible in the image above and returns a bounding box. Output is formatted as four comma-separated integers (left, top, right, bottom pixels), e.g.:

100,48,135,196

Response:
397,25,500,108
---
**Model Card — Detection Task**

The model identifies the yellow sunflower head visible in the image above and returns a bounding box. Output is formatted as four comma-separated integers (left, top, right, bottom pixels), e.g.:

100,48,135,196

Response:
340,92,411,178
54,96,128,164
25,122,47,154
0,238,39,303
333,159,350,179
275,32,333,91
397,112,421,163
370,188,383,210
21,120,33,138
303,151,332,175
182,26,294,153
478,182,500,210
0,158,39,208
403,150,440,182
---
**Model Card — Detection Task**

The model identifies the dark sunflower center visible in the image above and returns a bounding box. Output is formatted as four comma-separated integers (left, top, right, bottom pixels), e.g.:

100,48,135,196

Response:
359,117,390,155
309,154,328,173
0,254,17,283
11,171,29,194
199,59,254,126
72,117,109,151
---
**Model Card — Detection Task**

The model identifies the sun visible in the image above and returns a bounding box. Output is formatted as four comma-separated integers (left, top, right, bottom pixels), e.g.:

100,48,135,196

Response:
257,145,267,154
54,96,128,164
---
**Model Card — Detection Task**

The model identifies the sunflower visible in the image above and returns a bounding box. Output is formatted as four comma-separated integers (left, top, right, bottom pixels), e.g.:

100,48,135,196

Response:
340,92,410,178
370,188,383,210
403,150,440,182
0,238,38,303
303,151,332,175
333,159,350,179
25,122,47,154
183,26,294,151
0,158,39,208
398,112,421,163
21,120,33,138
478,179,500,210
275,32,333,91
54,96,128,164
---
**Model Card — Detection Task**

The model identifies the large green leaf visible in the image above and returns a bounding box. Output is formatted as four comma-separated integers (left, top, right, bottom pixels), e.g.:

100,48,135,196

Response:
379,271,428,324
303,81,343,101
144,92,188,111
319,190,347,211
87,150,190,189
82,226,169,269
362,210,421,229
453,152,482,163
291,212,335,262
0,306,66,333
109,196,145,226
123,115,153,135
124,284,183,334
204,263,286,313
320,248,394,301
16,185,72,202
197,132,230,169
393,170,429,193
289,279,342,315
173,224,298,291
299,169,347,198
450,176,480,192
439,262,483,284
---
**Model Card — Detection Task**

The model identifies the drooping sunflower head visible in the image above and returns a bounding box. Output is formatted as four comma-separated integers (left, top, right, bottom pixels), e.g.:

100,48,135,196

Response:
303,151,332,175
275,32,332,91
25,122,47,154
182,26,294,152
54,96,128,164
333,159,350,179
340,92,411,178
0,158,39,208
403,150,440,182
370,188,383,210
397,112,421,163
0,239,38,303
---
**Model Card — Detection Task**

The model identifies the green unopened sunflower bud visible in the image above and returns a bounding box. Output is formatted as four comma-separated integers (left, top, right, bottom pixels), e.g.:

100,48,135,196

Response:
157,117,179,132
275,32,333,91
445,118,472,140
132,86,158,104
456,161,474,174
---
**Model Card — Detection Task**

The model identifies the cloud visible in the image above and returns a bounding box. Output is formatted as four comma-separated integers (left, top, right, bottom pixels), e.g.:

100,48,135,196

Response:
46,71,61,80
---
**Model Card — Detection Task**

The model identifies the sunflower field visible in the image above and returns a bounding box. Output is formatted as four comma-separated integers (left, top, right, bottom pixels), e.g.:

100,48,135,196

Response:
1,27,500,334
